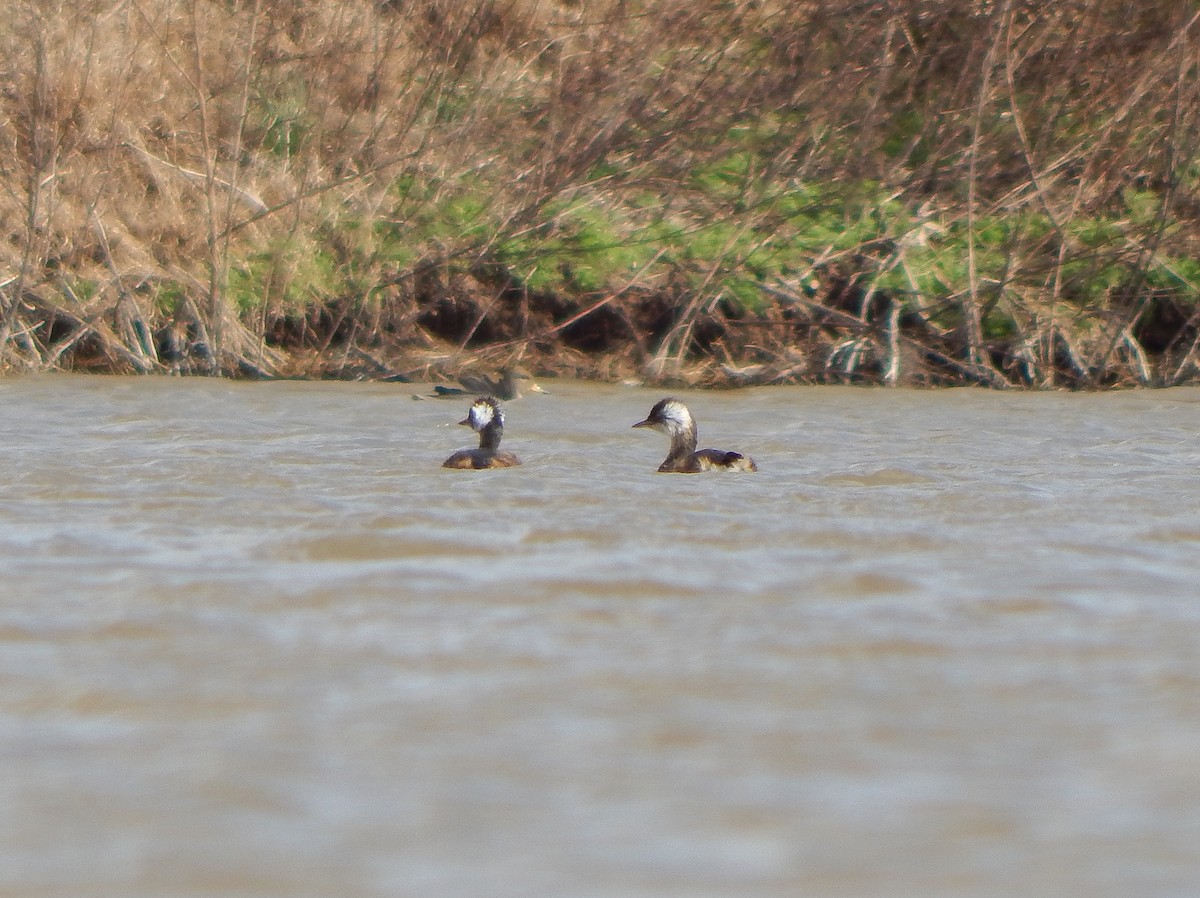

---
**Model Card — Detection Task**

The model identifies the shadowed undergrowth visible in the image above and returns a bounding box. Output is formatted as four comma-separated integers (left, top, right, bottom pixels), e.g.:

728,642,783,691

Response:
2,1,1199,387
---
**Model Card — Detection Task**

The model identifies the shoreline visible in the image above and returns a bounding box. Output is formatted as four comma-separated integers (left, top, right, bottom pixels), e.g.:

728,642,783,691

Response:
33,279,1197,392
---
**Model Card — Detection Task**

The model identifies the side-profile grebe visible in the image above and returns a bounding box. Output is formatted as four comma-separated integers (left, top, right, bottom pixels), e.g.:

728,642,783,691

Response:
431,367,545,400
633,398,757,473
442,396,522,469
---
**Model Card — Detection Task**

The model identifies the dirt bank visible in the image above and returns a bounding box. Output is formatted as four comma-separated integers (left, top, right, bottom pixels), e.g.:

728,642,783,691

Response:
60,267,1184,390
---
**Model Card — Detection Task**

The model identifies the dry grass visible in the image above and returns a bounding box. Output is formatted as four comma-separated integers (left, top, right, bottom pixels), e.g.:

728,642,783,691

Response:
1,1,1198,385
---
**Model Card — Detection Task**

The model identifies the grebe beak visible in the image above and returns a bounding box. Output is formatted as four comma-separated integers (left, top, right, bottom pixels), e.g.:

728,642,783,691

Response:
632,418,652,428
458,417,471,427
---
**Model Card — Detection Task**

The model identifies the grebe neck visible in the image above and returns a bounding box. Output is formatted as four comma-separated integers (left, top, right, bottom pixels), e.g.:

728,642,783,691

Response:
478,420,503,451
663,425,697,466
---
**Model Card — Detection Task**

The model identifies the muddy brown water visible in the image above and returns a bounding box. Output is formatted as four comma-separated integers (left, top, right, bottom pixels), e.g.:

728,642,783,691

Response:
2,375,1199,897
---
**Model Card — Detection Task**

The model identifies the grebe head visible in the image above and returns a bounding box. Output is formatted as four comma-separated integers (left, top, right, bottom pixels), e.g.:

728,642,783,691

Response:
459,396,503,431
505,366,545,395
632,398,694,436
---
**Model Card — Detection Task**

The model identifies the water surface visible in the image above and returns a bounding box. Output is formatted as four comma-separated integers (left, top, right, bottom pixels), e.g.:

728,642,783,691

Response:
1,376,1198,897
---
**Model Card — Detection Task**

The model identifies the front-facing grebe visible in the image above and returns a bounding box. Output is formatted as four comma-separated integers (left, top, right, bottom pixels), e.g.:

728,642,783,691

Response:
633,398,757,473
442,396,521,469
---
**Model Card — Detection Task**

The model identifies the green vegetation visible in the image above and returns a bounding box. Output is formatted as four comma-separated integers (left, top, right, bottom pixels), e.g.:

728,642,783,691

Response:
0,1,1198,386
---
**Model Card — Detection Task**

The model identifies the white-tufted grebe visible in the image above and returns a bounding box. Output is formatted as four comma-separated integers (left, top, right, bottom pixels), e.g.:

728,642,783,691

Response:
633,398,757,473
430,367,545,400
442,396,522,469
